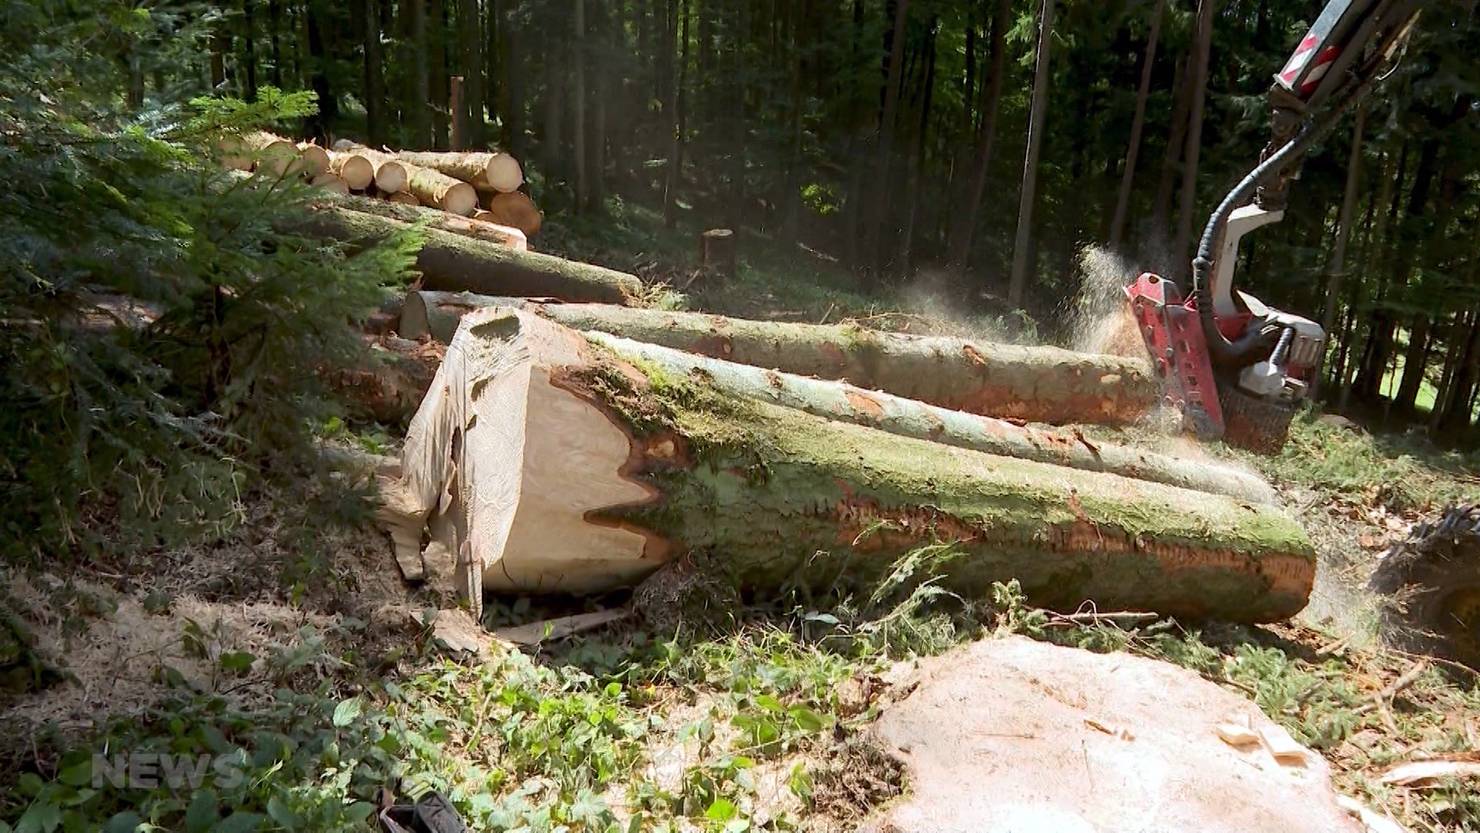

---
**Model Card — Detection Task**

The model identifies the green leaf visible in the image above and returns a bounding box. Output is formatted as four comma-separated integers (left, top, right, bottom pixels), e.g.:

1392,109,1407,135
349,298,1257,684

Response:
185,788,219,833
788,706,826,733
332,697,362,728
100,813,141,833
219,651,255,674
210,812,265,833
753,694,784,713
704,799,738,823
266,796,297,830
15,800,61,833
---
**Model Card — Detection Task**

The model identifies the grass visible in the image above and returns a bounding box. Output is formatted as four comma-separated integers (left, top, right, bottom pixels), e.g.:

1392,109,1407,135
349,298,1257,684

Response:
1238,413,1480,512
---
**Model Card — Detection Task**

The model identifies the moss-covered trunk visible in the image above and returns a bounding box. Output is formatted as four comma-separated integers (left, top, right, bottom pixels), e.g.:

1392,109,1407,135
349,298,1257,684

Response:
301,208,639,304
400,291,1159,426
327,193,528,250
391,307,1313,622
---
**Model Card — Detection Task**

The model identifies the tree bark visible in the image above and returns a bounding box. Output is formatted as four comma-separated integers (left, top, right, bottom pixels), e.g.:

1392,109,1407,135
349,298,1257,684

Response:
663,0,688,229
1007,0,1056,307
408,0,433,147
946,0,1011,273
304,0,336,141
863,0,912,277
394,150,524,192
298,207,639,303
583,330,1275,503
429,0,449,148
387,307,1313,620
1172,0,1216,280
398,293,1161,426
363,0,386,146
1315,105,1365,399
573,0,589,212
458,0,484,147
1395,316,1433,413
329,193,528,249
1107,0,1166,252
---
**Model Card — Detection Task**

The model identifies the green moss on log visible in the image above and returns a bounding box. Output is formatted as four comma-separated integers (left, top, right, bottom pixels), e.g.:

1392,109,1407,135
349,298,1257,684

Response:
305,207,639,304
579,356,1314,622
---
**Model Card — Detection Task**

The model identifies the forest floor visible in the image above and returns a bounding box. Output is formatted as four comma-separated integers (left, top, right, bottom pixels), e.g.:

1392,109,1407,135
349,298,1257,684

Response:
4,204,1480,832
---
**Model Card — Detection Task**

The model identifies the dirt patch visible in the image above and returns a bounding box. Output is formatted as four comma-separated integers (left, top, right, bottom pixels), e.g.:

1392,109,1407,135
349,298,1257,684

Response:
860,636,1367,833
808,738,905,832
0,500,433,770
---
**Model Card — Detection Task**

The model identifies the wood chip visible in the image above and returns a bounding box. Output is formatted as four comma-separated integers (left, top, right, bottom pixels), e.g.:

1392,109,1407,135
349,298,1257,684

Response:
1258,724,1309,766
1379,759,1480,787
493,609,630,647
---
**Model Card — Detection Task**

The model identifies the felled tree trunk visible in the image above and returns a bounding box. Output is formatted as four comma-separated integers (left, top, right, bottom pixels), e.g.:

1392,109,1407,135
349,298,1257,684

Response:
387,308,1313,622
583,332,1274,503
324,334,443,426
300,207,639,304
330,140,410,193
399,293,1159,426
394,149,525,193
328,193,528,250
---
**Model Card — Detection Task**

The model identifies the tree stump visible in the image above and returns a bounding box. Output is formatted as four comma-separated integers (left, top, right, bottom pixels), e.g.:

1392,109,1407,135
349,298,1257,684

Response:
700,228,737,278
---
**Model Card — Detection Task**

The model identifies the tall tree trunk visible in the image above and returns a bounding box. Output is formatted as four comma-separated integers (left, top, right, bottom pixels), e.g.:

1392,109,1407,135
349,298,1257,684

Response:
304,0,336,141
1396,316,1433,412
364,0,386,146
1172,0,1216,281
572,0,588,212
409,0,432,147
1436,311,1480,437
429,0,449,148
664,0,689,228
243,0,259,101
1006,0,1056,307
1315,105,1365,399
1357,139,1437,401
1107,0,1166,251
779,0,808,246
946,0,1010,273
589,0,609,212
899,17,937,276
268,0,284,87
458,0,484,146
1150,55,1189,257
863,0,912,278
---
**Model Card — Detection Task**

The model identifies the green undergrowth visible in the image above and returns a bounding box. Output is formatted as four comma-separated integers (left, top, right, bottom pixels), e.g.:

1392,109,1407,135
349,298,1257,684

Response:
538,197,939,327
6,536,1477,833
1237,414,1480,512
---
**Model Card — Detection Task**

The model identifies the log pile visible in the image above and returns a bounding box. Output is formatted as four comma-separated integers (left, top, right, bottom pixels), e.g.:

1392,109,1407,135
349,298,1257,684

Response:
382,307,1314,623
215,131,543,248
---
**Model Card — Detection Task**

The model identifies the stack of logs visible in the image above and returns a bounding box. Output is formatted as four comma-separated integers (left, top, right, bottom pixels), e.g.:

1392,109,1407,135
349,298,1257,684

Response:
220,131,543,244
348,250,1318,627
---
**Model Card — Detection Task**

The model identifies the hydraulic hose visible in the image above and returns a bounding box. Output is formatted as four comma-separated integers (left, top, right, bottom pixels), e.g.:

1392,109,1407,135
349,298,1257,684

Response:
1192,71,1384,368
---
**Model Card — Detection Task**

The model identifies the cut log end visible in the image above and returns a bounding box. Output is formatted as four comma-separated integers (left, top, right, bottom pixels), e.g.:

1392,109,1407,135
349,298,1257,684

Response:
443,181,479,216
401,309,668,595
484,152,525,193
384,190,421,206
296,143,331,177
329,151,375,190
375,161,409,194
309,173,351,195
486,191,543,237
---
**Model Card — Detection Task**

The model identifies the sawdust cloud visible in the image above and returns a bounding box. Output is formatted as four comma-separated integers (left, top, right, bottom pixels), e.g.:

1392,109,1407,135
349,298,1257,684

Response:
1065,245,1145,357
